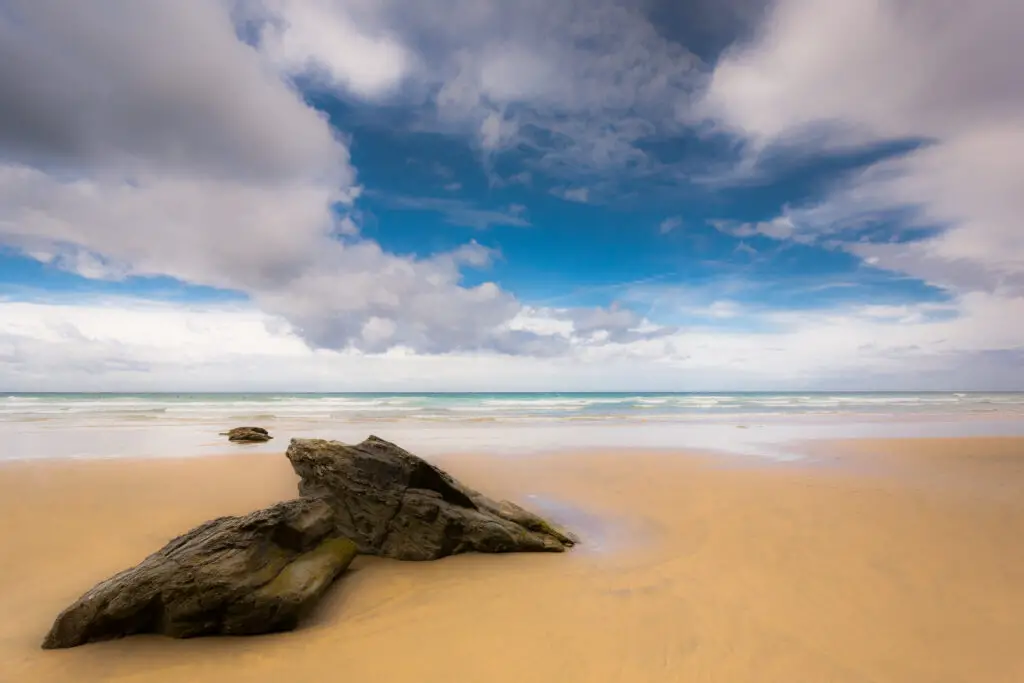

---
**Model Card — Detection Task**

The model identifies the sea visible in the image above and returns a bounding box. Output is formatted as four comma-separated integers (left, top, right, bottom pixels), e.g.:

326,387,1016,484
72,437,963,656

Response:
3,392,1024,461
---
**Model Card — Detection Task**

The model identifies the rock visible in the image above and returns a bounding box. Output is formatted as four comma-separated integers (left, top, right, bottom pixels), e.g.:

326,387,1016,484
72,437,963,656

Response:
221,426,272,443
42,435,578,649
42,498,357,649
286,435,577,560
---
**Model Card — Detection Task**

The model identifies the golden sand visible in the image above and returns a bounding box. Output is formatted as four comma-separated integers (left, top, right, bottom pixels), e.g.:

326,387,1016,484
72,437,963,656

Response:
1,438,1023,682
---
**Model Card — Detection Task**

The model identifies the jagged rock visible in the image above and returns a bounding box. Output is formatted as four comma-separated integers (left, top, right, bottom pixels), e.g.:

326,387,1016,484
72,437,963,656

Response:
221,426,273,443
286,435,578,560
42,498,356,649
42,435,578,650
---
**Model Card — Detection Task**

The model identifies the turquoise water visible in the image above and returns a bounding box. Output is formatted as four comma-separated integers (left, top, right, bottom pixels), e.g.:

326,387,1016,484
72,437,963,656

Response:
3,392,1024,424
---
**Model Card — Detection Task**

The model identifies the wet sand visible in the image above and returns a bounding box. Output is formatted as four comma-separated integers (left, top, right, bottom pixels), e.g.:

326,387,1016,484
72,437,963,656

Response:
1,437,1023,682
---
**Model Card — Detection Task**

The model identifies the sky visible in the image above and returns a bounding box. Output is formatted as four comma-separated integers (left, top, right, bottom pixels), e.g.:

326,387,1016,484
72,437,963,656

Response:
0,0,1022,391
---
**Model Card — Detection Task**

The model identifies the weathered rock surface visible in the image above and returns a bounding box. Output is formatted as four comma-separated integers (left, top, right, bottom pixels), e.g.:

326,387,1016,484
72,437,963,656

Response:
221,426,273,443
43,435,577,649
286,435,577,560
42,498,356,649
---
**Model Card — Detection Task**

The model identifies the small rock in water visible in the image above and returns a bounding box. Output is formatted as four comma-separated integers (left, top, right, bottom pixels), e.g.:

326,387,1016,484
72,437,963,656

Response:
221,426,273,442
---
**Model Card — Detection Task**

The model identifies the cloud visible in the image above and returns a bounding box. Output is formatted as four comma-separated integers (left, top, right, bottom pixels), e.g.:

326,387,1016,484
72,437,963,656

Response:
545,304,676,344
705,300,742,319
0,297,665,389
845,130,1024,294
711,214,799,241
383,195,531,229
553,187,590,203
658,217,683,234
733,242,757,257
0,0,568,356
3,294,1023,391
701,0,1023,146
0,166,341,287
506,171,533,186
3,0,1020,384
0,0,347,182
0,167,553,353
238,0,702,181
699,0,1024,296
255,0,412,100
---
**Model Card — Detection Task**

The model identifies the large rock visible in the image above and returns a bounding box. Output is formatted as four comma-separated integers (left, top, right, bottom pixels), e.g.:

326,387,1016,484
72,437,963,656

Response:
286,436,577,560
221,426,273,443
42,498,356,649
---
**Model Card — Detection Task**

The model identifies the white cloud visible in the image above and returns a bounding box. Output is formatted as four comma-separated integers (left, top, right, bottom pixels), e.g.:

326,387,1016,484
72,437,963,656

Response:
700,0,1024,296
383,195,531,229
477,110,519,151
2,0,1021,387
0,166,342,288
658,217,683,234
848,127,1024,293
243,0,701,178
706,301,742,319
554,187,590,203
3,295,1022,391
700,0,1023,146
256,0,412,100
733,242,756,257
711,213,803,242
0,0,614,356
0,0,346,181
0,163,541,352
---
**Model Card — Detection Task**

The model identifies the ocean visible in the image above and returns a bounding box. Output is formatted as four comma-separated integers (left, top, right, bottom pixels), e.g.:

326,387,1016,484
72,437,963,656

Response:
6,391,1024,423
3,392,1024,461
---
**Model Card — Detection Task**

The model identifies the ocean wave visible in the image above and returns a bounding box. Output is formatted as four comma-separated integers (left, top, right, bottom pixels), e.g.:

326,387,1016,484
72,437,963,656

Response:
2,393,1023,426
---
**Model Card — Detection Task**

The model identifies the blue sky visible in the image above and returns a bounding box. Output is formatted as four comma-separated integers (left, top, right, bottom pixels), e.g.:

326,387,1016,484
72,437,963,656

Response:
0,0,1021,390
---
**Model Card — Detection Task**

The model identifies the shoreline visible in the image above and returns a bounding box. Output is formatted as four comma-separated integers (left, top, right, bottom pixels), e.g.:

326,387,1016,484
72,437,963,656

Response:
4,413,1024,462
2,437,1023,681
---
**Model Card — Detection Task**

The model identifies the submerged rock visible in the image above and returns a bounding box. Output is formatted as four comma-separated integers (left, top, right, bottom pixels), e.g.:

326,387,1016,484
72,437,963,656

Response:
42,498,356,649
286,435,578,560
222,426,273,443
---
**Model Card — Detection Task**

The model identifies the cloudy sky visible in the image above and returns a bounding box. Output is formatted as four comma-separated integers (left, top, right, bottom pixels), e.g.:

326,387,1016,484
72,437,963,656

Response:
0,0,1021,391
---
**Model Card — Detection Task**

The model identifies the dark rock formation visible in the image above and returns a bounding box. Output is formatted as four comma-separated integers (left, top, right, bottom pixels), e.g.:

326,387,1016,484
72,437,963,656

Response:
286,436,577,560
42,498,356,649
43,435,577,649
221,426,273,443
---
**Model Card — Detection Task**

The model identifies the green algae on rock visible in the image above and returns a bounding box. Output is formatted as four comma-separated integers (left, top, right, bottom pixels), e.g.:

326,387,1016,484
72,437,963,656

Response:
42,435,577,650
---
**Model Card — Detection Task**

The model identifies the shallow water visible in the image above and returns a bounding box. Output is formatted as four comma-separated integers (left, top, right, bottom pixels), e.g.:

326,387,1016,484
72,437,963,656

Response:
4,415,1024,461
520,494,636,555
3,391,1024,461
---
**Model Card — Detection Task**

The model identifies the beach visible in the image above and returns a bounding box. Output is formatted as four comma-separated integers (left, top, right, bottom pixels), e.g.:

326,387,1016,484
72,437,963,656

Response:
2,436,1023,682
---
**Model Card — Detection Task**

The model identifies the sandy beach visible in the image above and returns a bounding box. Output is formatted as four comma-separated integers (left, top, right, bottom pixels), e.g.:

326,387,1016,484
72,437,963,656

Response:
2,437,1023,683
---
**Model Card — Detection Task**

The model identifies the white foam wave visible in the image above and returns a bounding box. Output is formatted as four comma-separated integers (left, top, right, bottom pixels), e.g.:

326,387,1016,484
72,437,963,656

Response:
2,393,1024,427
